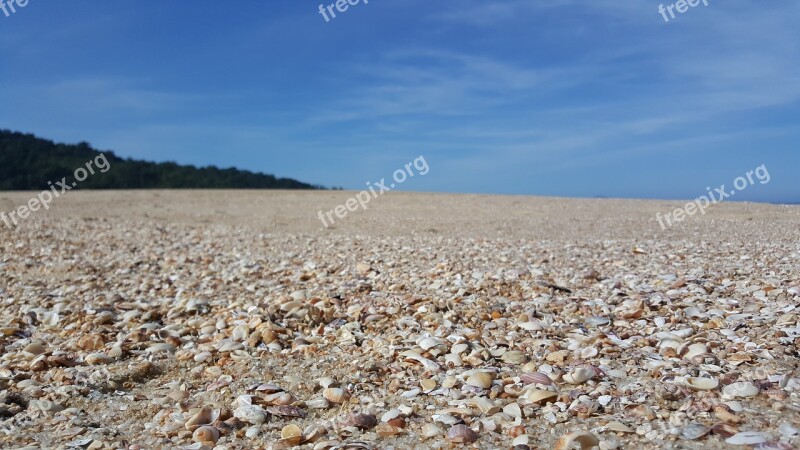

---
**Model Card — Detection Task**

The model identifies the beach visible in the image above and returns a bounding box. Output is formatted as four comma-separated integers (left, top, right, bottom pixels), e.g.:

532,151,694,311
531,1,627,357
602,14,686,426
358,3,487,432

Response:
1,190,798,449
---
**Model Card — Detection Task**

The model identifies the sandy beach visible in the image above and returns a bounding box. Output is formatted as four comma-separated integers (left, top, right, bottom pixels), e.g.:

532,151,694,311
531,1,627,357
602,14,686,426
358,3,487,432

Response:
1,191,798,449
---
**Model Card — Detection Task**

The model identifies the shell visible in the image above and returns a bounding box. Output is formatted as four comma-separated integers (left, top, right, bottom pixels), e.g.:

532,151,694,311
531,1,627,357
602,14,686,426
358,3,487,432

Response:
305,397,330,409
322,387,348,403
192,426,220,444
685,377,719,391
108,345,124,358
233,405,267,424
563,367,594,384
527,389,558,404
723,381,759,398
446,424,479,444
554,431,600,450
23,342,47,356
185,407,214,431
681,422,711,440
683,343,708,360
85,353,114,365
465,371,495,389
346,413,377,430
317,377,336,388
280,424,303,446
501,350,527,364
520,372,553,386
422,423,443,439
725,432,771,445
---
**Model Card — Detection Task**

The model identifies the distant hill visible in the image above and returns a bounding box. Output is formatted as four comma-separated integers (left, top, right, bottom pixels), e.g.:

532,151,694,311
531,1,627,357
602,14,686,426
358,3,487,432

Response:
0,130,323,190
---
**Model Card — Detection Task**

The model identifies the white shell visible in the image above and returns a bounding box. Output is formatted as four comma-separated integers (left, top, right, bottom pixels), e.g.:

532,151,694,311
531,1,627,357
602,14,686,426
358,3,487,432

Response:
685,377,719,391
563,367,593,384
725,432,771,445
723,381,759,398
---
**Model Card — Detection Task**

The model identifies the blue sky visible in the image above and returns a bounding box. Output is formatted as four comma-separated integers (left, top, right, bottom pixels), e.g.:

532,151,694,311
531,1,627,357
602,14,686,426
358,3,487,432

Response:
1,0,798,202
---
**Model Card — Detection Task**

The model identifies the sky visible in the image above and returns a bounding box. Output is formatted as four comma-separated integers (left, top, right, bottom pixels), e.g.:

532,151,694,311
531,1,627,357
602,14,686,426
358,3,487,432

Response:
1,0,798,202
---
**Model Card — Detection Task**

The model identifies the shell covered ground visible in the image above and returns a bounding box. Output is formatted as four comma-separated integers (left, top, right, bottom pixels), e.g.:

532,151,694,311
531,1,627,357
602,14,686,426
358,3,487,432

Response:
0,191,799,450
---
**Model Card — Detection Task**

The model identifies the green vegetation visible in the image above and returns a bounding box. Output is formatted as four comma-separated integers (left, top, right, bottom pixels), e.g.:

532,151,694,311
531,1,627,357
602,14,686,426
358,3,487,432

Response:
0,130,323,190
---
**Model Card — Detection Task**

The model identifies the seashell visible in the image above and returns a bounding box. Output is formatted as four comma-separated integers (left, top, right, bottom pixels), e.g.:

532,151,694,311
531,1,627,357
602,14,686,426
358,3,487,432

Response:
725,431,771,445
627,404,655,420
511,434,530,444
779,423,799,437
471,397,499,414
713,404,740,423
501,350,527,364
446,424,478,444
305,397,330,409
401,351,442,372
605,421,634,433
444,353,463,367
527,389,558,404
518,321,543,331
685,377,719,391
422,423,443,439
554,431,600,450
346,413,377,430
108,345,124,358
376,422,403,437
322,387,348,403
683,343,708,360
231,325,249,341
381,409,403,423
185,407,214,431
33,400,65,414
503,403,522,419
261,328,278,344
192,426,220,444
520,372,553,386
280,424,303,446
146,343,176,354
39,311,59,326
711,423,739,438
580,346,598,358
723,381,759,398
85,353,114,365
420,378,437,392
263,392,294,406
563,367,594,384
465,371,495,389
681,422,711,440
586,316,610,327
265,405,306,418
194,351,212,362
418,337,442,351
317,377,336,389
23,342,47,356
233,405,267,424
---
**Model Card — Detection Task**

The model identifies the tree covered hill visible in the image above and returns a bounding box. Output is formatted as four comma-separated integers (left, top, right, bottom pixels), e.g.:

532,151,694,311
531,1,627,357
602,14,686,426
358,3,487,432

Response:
0,130,323,190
